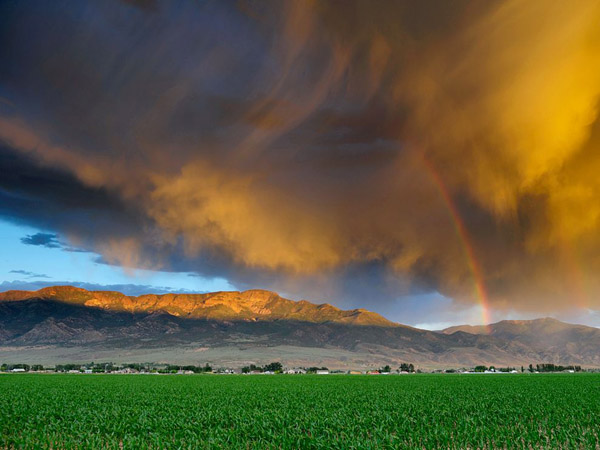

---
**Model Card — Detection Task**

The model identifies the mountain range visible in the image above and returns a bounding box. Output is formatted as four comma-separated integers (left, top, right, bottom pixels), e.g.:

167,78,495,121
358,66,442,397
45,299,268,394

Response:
1,286,599,369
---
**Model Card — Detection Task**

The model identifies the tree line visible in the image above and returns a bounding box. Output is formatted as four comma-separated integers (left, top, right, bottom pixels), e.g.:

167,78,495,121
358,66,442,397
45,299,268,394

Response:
528,364,582,372
469,364,584,373
0,362,214,373
1,361,587,374
377,364,416,373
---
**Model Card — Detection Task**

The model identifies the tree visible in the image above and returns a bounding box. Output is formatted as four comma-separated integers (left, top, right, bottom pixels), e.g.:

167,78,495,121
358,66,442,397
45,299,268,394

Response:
263,362,282,372
399,363,415,373
381,365,391,373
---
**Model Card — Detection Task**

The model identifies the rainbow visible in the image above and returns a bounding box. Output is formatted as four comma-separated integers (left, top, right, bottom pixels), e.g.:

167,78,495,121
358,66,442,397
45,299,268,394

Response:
419,155,492,329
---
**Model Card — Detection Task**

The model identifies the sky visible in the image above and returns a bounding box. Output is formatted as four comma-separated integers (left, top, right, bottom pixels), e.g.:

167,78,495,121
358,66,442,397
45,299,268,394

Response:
1,0,600,328
0,219,234,295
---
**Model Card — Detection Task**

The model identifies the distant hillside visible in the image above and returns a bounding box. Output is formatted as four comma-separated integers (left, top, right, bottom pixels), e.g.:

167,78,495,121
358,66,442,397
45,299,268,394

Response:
441,318,600,341
440,318,600,366
1,286,600,369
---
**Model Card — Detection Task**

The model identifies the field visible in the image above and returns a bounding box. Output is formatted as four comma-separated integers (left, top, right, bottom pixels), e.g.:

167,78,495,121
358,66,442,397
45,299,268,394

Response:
1,374,599,449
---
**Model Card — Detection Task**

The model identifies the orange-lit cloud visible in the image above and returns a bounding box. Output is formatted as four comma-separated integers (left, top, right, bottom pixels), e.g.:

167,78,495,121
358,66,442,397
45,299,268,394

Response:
1,0,600,318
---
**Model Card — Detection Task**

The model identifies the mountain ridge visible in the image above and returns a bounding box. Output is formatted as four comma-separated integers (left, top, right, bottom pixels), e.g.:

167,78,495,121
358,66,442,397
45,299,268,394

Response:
0,285,398,327
1,286,599,368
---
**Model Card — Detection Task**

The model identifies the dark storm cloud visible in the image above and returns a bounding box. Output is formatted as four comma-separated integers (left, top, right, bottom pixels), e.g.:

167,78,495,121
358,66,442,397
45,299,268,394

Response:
119,0,157,12
0,145,149,255
1,0,600,317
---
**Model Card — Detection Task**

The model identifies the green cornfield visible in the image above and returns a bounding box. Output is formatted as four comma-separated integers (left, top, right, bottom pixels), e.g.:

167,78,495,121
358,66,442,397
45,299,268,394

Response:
1,373,599,449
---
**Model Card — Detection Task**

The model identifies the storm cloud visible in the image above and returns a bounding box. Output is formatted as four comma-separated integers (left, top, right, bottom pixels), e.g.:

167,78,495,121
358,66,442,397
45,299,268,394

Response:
1,0,600,316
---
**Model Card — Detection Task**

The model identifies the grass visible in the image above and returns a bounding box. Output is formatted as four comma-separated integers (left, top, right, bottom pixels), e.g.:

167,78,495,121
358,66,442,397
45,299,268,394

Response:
0,373,599,448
